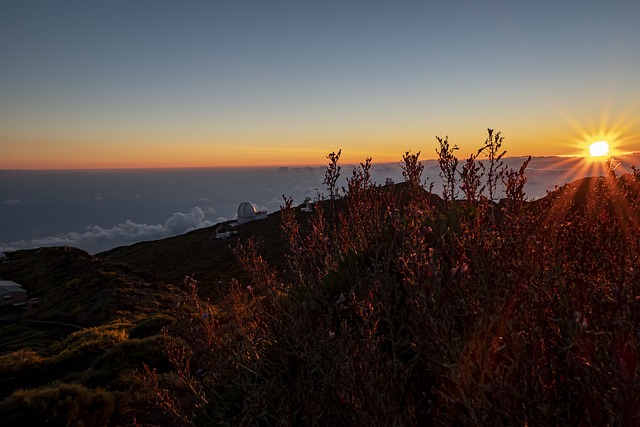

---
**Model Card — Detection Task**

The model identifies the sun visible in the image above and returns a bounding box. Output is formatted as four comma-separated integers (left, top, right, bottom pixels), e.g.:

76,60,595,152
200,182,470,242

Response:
589,141,610,157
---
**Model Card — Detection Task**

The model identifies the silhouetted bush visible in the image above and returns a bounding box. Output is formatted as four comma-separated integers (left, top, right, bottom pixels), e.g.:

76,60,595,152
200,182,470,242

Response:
141,130,640,426
0,383,114,427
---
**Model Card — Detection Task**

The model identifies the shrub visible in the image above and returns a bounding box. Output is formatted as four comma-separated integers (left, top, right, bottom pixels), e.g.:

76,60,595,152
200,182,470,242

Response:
85,337,169,386
128,314,177,339
0,349,44,378
0,383,114,427
47,325,128,366
142,130,640,426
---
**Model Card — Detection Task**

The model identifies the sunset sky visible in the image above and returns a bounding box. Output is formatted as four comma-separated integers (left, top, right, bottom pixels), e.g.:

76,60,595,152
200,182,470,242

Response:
2,0,639,169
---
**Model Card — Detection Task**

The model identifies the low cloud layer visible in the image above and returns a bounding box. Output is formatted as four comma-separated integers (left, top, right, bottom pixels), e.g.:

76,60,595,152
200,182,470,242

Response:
3,155,639,256
0,207,213,254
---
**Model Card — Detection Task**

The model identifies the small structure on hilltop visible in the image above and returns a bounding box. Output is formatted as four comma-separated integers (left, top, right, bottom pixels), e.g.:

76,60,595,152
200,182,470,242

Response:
385,177,395,186
0,280,27,307
237,202,268,224
214,225,237,239
301,197,313,213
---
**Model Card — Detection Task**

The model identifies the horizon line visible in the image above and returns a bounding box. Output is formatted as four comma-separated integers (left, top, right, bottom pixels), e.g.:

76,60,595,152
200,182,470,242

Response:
7,152,638,172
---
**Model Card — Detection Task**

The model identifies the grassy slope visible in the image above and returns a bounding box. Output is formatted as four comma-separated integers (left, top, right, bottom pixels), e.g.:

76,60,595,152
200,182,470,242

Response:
0,247,190,419
0,246,184,326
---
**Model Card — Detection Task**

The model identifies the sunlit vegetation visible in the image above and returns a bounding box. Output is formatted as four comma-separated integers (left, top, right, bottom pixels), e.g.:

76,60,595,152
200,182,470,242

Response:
136,129,639,425
0,129,638,426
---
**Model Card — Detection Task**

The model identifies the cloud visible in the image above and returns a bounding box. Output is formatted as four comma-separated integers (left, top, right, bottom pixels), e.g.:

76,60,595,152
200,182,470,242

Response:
1,199,23,205
164,207,213,234
0,206,215,254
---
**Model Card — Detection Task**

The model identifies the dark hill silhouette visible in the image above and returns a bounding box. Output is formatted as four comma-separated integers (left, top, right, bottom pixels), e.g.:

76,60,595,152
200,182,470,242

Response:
96,182,444,298
0,246,185,326
97,208,286,299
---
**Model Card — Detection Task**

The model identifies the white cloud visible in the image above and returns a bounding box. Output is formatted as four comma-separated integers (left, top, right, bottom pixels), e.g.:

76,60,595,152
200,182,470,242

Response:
163,207,213,234
0,206,215,254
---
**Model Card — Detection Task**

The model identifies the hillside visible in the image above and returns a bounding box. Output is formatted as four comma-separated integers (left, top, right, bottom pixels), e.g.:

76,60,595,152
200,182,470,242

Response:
0,246,191,424
96,213,286,300
0,170,638,426
96,182,443,298
0,246,184,327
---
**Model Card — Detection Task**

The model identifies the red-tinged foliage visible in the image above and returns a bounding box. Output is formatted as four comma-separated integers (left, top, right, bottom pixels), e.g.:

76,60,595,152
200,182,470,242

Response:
146,130,640,426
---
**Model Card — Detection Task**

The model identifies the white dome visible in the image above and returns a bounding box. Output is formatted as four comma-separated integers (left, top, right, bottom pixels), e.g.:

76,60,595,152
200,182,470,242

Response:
237,202,258,224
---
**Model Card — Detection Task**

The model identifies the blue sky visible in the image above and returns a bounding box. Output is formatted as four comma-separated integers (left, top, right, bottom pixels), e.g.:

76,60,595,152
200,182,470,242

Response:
1,1,640,168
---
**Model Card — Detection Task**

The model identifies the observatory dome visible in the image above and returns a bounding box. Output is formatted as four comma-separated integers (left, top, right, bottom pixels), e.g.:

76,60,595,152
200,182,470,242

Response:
237,202,258,224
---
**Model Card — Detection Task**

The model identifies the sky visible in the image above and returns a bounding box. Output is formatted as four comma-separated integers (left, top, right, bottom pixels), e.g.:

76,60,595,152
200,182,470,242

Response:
1,0,640,169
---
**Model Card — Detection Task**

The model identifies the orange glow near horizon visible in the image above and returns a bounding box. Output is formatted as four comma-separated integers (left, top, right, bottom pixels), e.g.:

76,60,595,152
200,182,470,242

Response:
0,131,441,170
1,137,303,169
1,116,638,170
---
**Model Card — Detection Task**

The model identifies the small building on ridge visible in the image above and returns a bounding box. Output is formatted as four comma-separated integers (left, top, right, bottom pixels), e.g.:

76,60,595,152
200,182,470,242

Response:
237,202,268,224
0,280,27,307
